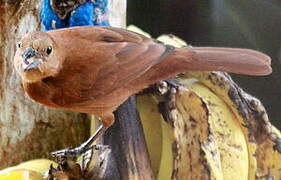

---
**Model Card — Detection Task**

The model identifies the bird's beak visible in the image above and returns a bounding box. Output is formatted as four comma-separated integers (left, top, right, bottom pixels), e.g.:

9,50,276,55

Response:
21,47,40,71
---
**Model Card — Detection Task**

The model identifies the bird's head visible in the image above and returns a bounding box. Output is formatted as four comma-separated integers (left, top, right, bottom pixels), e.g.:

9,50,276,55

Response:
14,31,65,83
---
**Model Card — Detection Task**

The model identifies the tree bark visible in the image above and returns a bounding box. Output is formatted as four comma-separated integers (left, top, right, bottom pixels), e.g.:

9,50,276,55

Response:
0,1,90,169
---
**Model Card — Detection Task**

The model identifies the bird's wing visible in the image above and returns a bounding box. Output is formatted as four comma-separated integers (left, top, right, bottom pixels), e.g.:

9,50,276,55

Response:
49,26,172,99
88,26,173,98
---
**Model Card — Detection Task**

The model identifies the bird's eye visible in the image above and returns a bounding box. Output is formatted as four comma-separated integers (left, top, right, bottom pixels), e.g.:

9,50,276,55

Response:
17,42,21,48
46,46,52,55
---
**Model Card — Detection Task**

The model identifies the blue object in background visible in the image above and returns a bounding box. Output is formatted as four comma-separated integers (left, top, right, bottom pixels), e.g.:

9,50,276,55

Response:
93,0,110,25
40,0,109,31
40,0,68,31
69,2,95,27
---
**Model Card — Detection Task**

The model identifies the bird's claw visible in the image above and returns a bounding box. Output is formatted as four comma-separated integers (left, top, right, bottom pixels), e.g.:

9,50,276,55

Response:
51,144,109,158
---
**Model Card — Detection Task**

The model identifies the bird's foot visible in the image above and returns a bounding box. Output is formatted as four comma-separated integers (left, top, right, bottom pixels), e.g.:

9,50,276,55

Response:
52,125,107,158
138,78,180,95
51,144,109,158
163,78,180,89
157,81,177,125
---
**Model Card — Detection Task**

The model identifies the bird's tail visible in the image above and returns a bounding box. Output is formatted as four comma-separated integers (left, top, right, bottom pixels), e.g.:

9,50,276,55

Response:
130,46,271,95
174,46,272,76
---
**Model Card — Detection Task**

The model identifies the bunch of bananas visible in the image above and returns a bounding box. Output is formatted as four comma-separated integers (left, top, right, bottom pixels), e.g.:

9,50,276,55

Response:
135,26,281,180
137,70,281,179
1,26,280,180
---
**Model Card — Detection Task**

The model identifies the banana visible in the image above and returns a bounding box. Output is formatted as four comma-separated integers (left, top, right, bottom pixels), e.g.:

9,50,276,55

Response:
136,94,163,176
127,25,152,38
0,169,44,180
0,159,56,179
171,87,212,179
157,114,174,180
16,159,57,174
181,71,281,179
137,70,280,180
183,79,249,180
137,78,249,180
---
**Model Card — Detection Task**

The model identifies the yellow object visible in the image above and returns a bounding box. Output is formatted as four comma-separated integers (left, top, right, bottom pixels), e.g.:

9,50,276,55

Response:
127,25,151,38
0,159,56,180
16,159,57,174
185,80,248,180
0,169,44,180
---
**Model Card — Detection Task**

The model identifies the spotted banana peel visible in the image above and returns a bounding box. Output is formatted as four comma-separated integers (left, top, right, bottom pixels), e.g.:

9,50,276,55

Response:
1,26,280,180
136,26,281,180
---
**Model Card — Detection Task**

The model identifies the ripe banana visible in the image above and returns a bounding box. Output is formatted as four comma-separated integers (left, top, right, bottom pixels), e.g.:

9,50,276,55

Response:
0,169,44,180
181,71,281,179
0,159,56,179
136,70,281,180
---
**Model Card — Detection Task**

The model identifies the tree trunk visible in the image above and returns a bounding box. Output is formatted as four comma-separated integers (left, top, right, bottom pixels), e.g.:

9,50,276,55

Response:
0,1,90,169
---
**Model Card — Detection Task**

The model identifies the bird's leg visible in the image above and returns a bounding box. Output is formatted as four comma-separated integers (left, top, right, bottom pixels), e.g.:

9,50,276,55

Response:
51,114,114,158
154,79,178,125
51,125,107,157
163,78,180,89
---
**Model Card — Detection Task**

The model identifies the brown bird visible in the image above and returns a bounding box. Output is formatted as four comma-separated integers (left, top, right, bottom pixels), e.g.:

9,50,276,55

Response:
14,26,271,157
